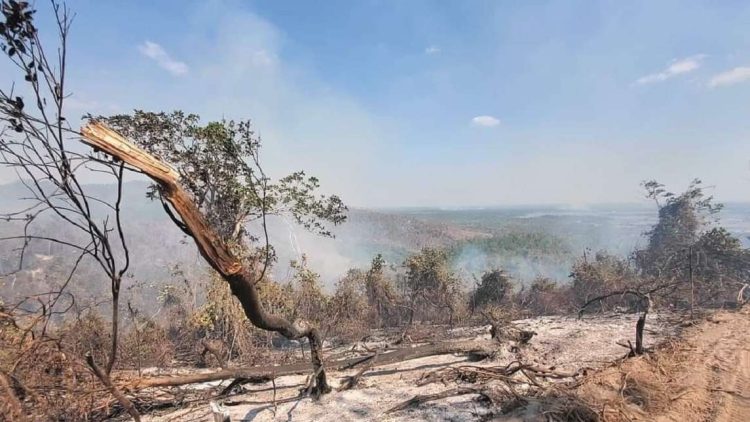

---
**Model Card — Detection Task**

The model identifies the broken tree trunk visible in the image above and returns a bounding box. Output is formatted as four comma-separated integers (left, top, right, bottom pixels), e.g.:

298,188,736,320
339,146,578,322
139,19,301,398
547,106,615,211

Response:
579,289,651,357
80,123,331,395
632,294,650,356
126,339,496,389
209,401,231,422
738,284,749,306
634,313,646,355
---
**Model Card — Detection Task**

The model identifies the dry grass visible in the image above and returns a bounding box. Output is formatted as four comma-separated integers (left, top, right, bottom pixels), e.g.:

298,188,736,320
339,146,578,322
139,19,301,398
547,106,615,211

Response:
569,310,750,422
0,318,111,421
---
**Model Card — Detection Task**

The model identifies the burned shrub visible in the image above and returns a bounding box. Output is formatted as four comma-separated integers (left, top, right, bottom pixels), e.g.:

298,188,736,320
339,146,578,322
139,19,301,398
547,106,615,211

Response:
570,251,636,311
515,277,573,316
324,269,369,343
470,269,514,312
403,248,463,325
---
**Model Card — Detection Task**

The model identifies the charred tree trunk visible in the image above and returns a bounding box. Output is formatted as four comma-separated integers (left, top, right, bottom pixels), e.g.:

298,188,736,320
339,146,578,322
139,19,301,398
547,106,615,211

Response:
80,123,332,395
636,294,650,355
107,278,120,375
224,268,330,394
632,295,650,356
634,313,645,355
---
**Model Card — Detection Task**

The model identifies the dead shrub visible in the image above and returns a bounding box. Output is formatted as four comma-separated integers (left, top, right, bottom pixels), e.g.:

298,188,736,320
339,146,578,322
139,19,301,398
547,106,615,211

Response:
61,311,111,368
542,395,600,422
363,254,404,328
570,252,637,311
324,270,369,344
289,256,329,326
1,309,110,421
515,277,574,317
120,319,175,371
190,273,268,365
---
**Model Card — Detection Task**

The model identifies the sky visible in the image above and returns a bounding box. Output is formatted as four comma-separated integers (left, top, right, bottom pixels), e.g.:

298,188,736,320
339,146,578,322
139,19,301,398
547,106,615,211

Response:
3,0,750,207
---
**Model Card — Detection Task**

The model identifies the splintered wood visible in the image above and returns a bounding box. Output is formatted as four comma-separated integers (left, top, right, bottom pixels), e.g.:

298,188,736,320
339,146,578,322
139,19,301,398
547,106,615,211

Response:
80,123,180,183
80,122,242,276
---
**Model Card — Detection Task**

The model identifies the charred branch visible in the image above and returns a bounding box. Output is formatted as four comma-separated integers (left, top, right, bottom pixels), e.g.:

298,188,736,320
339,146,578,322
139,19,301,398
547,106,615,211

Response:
85,352,141,422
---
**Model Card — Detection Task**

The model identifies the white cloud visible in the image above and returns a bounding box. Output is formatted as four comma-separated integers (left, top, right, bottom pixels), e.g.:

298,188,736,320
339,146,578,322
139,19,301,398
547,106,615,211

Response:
708,66,750,88
138,41,189,76
634,54,706,85
471,115,500,127
425,45,441,55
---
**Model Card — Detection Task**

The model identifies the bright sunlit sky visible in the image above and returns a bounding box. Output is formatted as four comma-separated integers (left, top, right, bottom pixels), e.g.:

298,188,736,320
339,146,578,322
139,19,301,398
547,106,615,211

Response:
4,0,750,207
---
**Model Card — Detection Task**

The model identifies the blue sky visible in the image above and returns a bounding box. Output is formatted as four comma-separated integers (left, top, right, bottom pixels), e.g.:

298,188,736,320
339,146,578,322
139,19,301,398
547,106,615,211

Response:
4,0,750,207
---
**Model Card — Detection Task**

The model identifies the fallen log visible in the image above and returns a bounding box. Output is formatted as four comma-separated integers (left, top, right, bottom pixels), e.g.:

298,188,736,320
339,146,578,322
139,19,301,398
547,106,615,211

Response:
125,339,496,389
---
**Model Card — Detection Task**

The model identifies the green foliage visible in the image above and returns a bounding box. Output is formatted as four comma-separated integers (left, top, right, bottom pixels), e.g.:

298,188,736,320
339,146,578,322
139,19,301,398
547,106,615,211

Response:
470,269,514,310
446,231,573,281
93,110,347,247
636,179,750,305
404,248,457,292
690,227,750,302
448,231,571,260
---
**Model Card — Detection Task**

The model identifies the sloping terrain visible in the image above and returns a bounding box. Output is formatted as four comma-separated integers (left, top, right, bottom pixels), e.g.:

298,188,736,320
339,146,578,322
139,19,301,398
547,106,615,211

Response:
145,313,679,421
573,309,750,422
143,310,750,421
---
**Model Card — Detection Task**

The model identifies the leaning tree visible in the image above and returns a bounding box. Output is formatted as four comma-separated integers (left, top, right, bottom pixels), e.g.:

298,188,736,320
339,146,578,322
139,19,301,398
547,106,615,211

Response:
82,111,347,395
1,0,346,399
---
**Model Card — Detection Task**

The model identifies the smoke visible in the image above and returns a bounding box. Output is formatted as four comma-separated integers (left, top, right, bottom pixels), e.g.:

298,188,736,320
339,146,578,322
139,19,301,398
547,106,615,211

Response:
261,215,358,287
451,243,573,285
262,205,663,289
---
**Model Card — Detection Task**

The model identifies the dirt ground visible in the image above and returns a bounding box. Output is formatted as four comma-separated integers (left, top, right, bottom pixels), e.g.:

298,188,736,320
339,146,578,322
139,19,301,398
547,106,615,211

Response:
572,308,750,422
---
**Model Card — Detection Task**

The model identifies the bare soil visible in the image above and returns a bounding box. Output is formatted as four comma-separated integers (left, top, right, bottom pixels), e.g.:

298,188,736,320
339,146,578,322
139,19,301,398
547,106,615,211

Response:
572,308,750,422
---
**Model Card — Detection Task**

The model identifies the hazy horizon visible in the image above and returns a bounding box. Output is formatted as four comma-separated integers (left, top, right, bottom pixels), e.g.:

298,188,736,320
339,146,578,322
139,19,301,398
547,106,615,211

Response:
3,178,749,210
